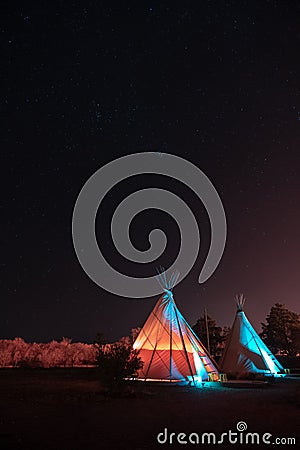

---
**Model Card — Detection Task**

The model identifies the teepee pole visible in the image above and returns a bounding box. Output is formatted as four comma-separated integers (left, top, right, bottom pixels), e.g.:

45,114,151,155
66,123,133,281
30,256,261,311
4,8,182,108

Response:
169,305,172,382
174,307,195,385
204,308,211,355
144,343,157,380
243,317,272,372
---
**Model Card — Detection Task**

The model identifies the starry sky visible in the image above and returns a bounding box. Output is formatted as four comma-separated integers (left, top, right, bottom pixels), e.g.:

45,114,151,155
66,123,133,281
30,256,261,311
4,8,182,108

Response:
1,1,300,343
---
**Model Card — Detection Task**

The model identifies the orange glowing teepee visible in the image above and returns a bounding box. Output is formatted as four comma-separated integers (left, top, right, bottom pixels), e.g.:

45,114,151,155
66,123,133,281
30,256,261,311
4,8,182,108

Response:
133,271,219,383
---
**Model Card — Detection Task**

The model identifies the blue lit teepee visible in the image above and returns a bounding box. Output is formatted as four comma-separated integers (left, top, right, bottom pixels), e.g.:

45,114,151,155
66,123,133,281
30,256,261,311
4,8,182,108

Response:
220,295,285,376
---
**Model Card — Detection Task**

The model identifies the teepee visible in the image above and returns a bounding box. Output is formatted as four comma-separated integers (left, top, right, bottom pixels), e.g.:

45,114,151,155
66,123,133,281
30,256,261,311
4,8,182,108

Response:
133,271,219,383
220,295,284,376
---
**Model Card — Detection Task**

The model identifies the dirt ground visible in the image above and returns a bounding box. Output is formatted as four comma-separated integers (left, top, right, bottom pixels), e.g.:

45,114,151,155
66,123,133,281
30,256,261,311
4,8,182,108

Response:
0,369,299,449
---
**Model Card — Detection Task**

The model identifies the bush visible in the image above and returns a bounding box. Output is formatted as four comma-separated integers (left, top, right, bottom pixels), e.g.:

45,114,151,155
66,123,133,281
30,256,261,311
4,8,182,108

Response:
95,337,143,393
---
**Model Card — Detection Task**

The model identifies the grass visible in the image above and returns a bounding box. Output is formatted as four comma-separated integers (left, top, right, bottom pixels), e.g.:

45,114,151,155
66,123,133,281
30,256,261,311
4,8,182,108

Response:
0,368,299,449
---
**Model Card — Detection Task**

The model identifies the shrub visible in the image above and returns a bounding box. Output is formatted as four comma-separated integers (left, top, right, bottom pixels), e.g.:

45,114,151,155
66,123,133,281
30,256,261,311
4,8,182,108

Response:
95,337,143,392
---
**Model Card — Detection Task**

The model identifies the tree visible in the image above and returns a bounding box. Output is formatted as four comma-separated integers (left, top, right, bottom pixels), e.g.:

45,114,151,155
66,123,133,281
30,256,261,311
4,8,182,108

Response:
94,333,143,392
0,338,98,368
261,303,300,357
117,327,142,346
130,327,141,343
192,314,225,358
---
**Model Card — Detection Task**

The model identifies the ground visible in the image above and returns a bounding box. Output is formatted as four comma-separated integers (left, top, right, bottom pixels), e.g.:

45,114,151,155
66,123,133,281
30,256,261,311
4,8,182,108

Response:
0,369,299,449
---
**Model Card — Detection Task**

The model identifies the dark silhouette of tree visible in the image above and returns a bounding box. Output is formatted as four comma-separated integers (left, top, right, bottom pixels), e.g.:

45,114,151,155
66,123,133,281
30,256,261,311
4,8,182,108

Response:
261,303,300,357
94,333,143,392
192,315,226,358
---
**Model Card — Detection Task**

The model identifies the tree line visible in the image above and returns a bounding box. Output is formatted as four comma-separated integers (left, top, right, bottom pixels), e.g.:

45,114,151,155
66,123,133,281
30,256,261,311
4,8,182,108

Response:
0,303,299,368
192,303,300,358
0,337,98,368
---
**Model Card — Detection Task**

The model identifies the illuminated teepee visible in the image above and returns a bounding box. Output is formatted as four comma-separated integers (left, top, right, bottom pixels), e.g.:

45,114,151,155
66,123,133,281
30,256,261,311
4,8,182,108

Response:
133,271,219,383
220,295,285,376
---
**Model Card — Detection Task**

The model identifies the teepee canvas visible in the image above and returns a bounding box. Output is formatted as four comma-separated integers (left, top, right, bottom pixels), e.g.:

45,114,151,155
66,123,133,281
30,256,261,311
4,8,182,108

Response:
220,295,284,376
133,272,219,383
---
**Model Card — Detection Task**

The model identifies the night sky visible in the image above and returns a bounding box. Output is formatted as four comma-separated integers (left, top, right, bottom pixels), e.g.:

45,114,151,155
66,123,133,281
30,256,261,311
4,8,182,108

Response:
2,1,300,343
